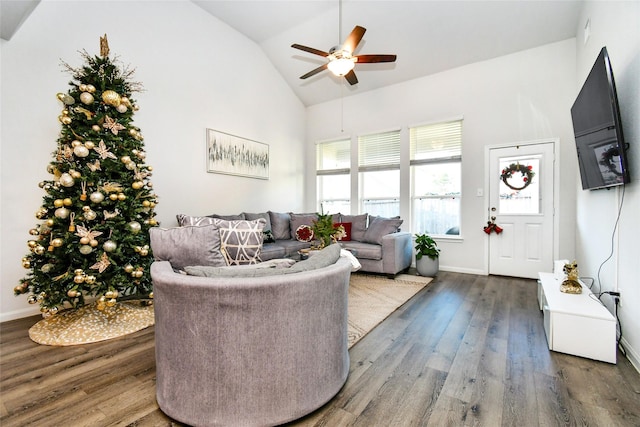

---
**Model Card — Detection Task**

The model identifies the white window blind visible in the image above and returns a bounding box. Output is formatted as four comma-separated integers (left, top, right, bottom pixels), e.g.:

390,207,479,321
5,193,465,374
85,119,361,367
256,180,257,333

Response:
317,139,350,175
358,130,400,171
410,120,462,165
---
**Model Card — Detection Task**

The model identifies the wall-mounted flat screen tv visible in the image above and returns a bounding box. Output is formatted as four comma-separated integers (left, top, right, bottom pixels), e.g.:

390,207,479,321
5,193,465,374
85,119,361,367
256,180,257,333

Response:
570,47,630,190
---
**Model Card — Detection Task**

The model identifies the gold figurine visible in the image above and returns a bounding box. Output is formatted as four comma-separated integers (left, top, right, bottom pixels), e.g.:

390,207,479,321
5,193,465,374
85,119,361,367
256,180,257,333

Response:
560,261,582,294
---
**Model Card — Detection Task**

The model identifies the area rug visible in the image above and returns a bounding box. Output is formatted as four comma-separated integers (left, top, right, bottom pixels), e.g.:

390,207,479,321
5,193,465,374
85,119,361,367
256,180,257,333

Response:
348,273,433,348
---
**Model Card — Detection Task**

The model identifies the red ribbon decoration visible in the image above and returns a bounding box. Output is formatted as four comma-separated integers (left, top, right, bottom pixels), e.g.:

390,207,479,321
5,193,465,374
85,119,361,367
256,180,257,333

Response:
483,221,503,234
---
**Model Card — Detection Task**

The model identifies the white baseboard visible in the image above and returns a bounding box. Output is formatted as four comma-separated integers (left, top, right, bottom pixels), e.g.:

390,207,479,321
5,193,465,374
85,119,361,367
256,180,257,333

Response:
439,265,487,276
620,337,640,374
0,306,41,323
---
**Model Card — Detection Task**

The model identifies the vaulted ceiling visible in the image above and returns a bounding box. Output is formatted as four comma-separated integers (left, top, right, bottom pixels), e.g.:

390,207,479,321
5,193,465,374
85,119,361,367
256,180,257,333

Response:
2,1,584,106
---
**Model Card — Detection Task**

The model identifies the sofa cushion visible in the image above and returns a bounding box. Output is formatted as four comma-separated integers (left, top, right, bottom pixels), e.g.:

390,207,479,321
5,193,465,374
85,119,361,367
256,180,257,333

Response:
275,239,313,257
216,219,266,265
184,258,297,278
176,214,217,227
362,216,403,245
269,211,291,240
340,214,368,241
339,241,383,260
209,213,246,220
243,212,272,231
260,242,286,260
289,213,318,238
287,243,341,273
150,224,226,269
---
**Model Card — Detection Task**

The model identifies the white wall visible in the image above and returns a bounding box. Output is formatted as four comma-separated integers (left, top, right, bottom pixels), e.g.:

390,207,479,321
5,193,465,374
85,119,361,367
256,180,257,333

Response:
305,40,578,275
574,1,640,370
0,0,306,321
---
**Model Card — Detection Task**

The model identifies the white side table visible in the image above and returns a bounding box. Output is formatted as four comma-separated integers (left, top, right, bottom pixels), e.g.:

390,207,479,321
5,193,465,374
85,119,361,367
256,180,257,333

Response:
537,272,617,363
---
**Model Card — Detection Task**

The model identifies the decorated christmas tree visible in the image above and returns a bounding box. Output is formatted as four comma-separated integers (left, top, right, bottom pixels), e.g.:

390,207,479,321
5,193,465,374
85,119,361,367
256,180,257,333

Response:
15,35,158,319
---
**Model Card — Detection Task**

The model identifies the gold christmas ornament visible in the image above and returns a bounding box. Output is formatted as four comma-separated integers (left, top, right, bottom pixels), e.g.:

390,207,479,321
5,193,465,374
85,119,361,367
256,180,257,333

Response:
54,207,70,219
63,198,73,206
86,84,96,93
128,221,141,234
101,90,121,107
51,238,64,248
89,191,104,203
92,125,101,132
80,92,94,105
53,199,64,208
124,264,134,273
84,209,97,221
103,240,117,252
116,104,128,113
59,173,75,187
79,245,93,255
84,141,95,150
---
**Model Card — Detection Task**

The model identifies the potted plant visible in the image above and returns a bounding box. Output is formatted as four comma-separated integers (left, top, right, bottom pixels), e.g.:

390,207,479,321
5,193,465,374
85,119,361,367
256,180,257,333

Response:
312,211,345,249
414,233,440,276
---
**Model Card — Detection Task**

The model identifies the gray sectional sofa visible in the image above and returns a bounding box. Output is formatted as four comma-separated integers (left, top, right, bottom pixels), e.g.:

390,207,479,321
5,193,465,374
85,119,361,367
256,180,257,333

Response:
176,211,413,276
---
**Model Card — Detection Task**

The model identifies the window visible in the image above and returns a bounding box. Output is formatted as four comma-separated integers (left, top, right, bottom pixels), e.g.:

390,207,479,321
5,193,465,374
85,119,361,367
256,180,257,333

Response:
410,120,462,236
317,139,351,214
358,130,401,217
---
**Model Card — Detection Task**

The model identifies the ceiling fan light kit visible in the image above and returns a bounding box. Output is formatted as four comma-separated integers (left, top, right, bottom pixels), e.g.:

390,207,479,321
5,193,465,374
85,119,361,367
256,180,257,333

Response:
327,50,355,76
292,25,396,85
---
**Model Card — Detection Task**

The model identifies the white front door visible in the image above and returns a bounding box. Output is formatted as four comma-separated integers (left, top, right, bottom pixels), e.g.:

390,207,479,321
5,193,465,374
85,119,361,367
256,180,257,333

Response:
488,142,555,279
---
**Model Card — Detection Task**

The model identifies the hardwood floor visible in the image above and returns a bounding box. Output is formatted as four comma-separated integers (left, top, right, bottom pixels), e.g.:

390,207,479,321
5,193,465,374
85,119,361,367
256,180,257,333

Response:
2,272,639,426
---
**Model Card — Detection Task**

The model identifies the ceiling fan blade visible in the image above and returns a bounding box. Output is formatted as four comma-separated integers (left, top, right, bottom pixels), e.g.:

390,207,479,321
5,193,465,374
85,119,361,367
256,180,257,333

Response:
291,44,329,57
343,26,366,53
344,69,358,85
300,64,328,80
355,54,397,63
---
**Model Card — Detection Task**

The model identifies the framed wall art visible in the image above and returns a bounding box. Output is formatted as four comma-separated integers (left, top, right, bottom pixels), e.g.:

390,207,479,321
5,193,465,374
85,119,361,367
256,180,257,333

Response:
206,129,269,180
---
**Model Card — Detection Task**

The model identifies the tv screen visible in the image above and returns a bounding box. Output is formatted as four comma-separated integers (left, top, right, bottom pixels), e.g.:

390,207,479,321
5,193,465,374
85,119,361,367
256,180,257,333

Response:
571,47,630,190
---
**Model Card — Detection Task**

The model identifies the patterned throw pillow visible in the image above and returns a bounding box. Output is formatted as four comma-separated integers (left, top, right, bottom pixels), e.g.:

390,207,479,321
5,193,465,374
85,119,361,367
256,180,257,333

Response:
333,222,352,241
216,219,266,265
295,224,314,242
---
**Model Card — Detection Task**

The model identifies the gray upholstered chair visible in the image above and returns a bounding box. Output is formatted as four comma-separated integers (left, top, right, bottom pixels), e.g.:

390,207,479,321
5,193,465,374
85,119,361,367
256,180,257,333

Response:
151,257,352,426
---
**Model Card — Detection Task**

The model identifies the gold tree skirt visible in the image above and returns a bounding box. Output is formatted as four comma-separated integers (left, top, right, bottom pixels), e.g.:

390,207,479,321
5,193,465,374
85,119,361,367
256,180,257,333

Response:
29,301,154,346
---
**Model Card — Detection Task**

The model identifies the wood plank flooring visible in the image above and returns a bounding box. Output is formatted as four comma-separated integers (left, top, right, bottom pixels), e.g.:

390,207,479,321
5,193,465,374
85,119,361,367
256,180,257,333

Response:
2,272,639,426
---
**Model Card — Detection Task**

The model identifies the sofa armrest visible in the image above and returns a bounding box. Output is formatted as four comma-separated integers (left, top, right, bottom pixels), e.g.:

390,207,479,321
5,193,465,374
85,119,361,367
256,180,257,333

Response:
381,232,413,275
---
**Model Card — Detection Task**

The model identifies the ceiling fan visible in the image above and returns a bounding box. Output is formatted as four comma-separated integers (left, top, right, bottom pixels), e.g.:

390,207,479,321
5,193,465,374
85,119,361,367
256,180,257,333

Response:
291,24,397,85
